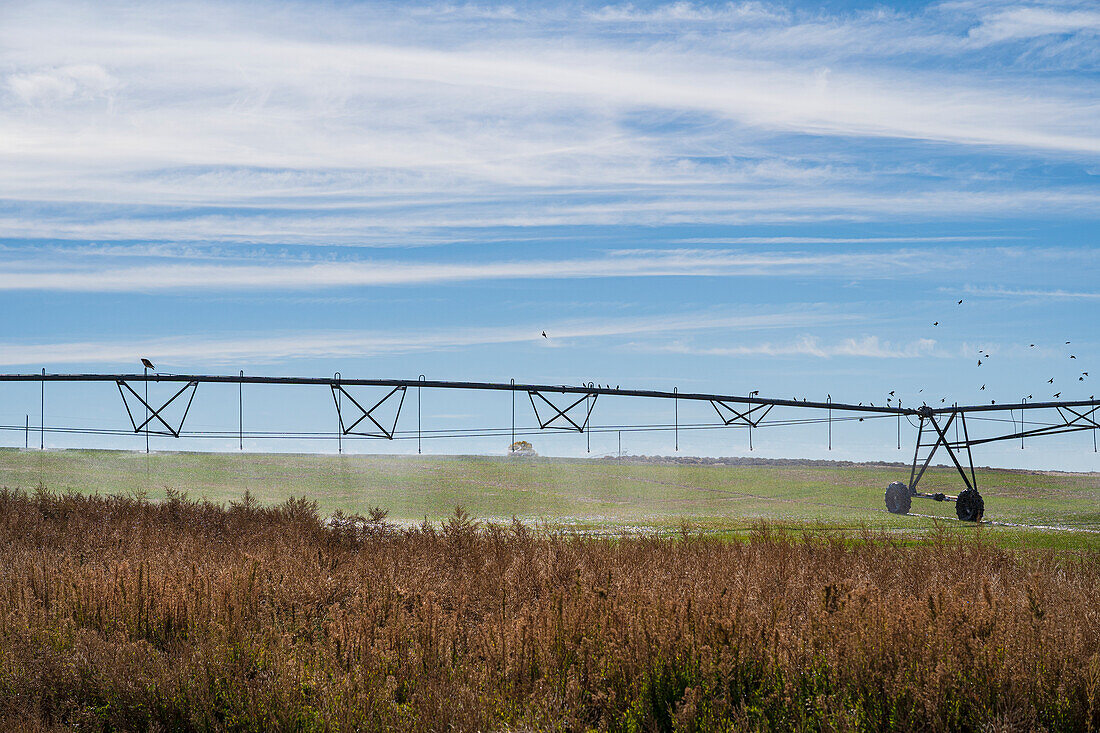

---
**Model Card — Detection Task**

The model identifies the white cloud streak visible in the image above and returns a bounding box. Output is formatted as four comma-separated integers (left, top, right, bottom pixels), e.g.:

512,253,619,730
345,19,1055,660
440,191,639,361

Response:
1,186,1097,244
673,235,1015,245
0,248,961,292
0,309,854,366
653,335,945,359
968,6,1100,45
963,285,1100,300
0,0,1096,240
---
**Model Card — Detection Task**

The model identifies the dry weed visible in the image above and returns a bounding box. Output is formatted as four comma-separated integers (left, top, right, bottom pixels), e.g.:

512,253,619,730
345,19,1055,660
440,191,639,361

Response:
0,488,1097,731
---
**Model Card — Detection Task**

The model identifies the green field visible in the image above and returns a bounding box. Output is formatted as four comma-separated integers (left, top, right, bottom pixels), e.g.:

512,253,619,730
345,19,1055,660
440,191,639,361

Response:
1,447,1097,549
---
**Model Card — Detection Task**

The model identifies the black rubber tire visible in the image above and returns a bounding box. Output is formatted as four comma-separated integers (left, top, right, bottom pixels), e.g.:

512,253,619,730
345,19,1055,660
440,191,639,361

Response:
885,481,912,515
956,488,985,522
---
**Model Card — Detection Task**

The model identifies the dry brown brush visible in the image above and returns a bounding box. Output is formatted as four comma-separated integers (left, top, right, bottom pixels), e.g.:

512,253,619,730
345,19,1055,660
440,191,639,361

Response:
0,487,1098,731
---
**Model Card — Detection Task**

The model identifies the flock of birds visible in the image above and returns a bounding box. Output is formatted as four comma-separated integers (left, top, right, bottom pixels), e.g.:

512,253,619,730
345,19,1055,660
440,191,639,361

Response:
541,297,1092,410
923,298,1091,407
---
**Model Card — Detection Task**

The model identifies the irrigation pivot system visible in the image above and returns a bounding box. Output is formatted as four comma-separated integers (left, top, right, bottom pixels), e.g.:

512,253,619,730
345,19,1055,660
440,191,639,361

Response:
3,371,1098,522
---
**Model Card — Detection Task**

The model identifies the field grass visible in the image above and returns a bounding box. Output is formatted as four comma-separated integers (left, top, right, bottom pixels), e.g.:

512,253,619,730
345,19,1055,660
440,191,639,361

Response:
1,489,1098,731
0,448,1097,549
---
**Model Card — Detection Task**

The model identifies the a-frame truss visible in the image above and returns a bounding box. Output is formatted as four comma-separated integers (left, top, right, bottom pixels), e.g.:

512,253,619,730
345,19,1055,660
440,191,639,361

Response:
116,379,199,438
331,384,407,439
528,390,597,432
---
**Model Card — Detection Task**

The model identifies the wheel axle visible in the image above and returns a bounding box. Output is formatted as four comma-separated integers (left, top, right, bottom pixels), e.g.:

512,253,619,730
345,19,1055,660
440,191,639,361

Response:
884,481,984,522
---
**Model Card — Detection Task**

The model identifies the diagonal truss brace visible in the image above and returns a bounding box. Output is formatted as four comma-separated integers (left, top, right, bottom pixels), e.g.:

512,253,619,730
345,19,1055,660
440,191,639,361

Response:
964,405,1099,448
908,409,977,494
331,384,406,439
528,390,597,432
710,400,773,427
116,380,199,438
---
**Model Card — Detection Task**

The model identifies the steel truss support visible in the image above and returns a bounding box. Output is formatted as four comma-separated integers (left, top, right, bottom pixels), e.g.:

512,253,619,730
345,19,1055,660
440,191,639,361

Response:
711,400,773,427
907,404,1099,492
116,380,199,438
528,390,597,432
331,384,406,439
900,406,988,521
908,407,976,494
962,404,1099,448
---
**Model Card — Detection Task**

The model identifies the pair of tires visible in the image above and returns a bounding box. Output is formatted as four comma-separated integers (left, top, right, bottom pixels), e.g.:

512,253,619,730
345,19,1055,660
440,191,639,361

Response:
884,481,984,522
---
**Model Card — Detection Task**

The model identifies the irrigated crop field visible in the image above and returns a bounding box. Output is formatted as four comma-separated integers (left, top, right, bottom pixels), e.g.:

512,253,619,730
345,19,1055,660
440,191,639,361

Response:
1,448,1098,547
0,449,1098,730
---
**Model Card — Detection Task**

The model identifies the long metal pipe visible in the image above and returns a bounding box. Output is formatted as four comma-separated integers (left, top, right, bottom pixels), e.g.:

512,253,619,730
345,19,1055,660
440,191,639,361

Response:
0,372,913,415
0,372,1095,417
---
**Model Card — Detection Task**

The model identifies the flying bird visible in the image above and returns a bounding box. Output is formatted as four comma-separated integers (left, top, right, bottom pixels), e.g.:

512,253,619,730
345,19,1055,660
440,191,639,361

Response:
1083,372,1089,377
140,358,155,370
980,385,985,390
541,331,547,338
1070,355,1076,359
1029,344,1035,347
1054,392,1061,398
889,390,895,396
933,321,939,326
977,360,982,366
957,299,963,304
1049,378,1055,383
1066,341,1071,344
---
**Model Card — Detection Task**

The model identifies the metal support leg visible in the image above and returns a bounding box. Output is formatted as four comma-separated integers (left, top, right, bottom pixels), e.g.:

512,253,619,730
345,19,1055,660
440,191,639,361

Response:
897,401,901,450
908,414,926,490
335,372,342,453
923,412,975,492
901,407,984,521
418,375,425,454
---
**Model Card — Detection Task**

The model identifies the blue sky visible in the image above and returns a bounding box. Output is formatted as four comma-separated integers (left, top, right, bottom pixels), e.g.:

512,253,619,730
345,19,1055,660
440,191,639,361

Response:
1,0,1098,467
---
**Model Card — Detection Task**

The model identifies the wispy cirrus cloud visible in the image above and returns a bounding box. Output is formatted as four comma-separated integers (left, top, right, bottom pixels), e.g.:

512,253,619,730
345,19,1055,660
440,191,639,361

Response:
651,335,945,359
967,5,1100,45
962,285,1100,300
586,2,790,24
0,247,964,292
2,186,1098,244
0,308,854,366
676,235,1015,245
0,0,1098,244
